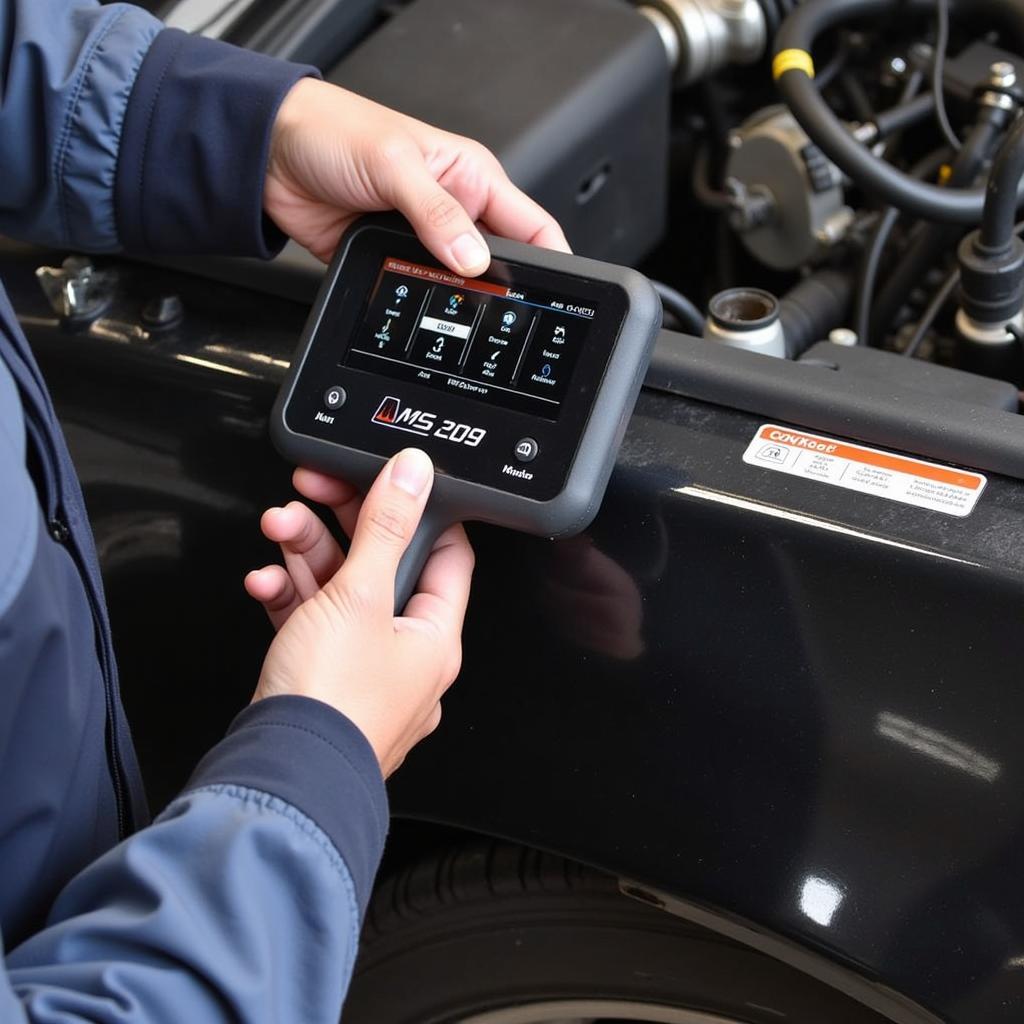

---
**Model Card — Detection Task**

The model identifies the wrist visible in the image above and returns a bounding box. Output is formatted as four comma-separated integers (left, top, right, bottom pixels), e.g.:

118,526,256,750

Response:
253,673,390,774
269,78,315,161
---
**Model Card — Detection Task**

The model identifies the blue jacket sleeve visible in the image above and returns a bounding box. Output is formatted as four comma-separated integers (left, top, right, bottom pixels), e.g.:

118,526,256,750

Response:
0,0,315,257
0,697,389,1023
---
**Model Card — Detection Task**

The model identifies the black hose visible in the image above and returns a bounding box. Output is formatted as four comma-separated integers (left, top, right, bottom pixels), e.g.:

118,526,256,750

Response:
853,146,950,347
839,69,875,122
903,268,960,357
931,0,962,152
855,207,901,346
980,115,1024,252
870,113,1007,341
774,0,1024,224
814,37,849,92
779,269,855,357
651,279,705,336
691,145,731,210
879,64,926,159
872,91,935,139
899,66,926,105
756,0,781,38
903,219,1024,360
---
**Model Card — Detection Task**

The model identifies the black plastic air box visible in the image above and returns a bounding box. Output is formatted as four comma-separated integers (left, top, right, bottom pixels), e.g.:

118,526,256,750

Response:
327,0,671,266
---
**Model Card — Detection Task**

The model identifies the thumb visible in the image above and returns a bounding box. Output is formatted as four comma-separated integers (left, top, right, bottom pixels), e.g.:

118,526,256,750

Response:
386,159,490,276
338,448,435,607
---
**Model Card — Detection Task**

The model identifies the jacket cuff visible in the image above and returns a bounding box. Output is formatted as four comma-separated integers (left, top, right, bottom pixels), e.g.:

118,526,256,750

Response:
186,695,388,914
115,29,319,258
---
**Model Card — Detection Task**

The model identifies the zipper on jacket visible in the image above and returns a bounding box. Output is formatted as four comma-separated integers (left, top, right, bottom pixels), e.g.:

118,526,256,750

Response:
22,410,131,838
72,528,130,838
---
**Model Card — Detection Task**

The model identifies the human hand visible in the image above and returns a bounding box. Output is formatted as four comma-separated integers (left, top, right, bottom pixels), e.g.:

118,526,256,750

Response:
244,450,474,777
264,78,570,270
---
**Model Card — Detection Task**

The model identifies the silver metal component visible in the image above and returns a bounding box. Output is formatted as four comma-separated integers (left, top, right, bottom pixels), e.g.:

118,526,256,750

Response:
816,207,856,246
35,256,116,323
724,179,775,232
909,41,933,68
725,106,847,270
955,308,1024,346
889,56,908,76
989,60,1017,88
829,327,859,347
704,287,786,358
851,122,878,145
161,0,262,38
637,0,766,85
636,5,680,69
979,90,1018,112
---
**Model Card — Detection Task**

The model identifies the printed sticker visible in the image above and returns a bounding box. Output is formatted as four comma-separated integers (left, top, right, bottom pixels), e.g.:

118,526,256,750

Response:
742,425,986,517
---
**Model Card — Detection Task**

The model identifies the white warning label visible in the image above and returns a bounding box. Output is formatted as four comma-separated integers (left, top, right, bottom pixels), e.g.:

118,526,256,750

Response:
742,425,986,518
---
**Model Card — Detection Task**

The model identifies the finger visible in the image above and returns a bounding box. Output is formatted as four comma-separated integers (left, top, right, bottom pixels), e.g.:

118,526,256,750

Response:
419,702,443,739
261,502,344,597
293,467,363,539
433,146,569,253
292,467,357,508
476,176,571,254
385,157,491,276
337,448,435,608
401,523,474,633
244,565,301,631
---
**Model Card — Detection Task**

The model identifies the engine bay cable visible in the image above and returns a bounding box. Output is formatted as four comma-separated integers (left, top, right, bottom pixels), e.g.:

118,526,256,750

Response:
903,268,960,357
773,0,1024,224
853,147,950,346
855,207,901,346
931,0,962,152
980,114,1024,252
904,219,1024,357
867,113,1006,341
651,279,706,336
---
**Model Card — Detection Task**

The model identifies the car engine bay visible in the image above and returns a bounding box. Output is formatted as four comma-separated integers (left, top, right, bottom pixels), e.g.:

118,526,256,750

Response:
6,1,1024,1020
128,0,1024,486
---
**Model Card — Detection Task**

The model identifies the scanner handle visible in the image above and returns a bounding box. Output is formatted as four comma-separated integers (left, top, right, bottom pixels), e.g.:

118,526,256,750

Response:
393,504,453,614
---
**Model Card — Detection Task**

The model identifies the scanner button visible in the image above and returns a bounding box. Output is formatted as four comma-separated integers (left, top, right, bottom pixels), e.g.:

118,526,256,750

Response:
514,437,539,462
324,386,347,410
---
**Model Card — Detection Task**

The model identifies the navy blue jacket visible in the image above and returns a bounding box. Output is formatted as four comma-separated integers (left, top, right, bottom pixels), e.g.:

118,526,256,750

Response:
0,3,388,1020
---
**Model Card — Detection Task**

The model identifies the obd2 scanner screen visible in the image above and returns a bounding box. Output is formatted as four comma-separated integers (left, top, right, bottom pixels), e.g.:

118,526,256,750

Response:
273,219,660,608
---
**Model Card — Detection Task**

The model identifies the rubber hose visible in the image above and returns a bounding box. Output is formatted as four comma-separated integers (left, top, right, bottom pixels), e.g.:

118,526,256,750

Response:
840,69,875,122
756,0,780,37
854,206,900,347
980,114,1024,252
779,269,854,357
870,114,1006,340
872,92,935,140
774,0,1024,224
854,146,949,347
651,279,705,336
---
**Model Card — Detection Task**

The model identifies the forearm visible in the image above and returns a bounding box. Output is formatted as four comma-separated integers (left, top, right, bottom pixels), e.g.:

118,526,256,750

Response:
0,0,315,256
1,697,387,1024
0,0,160,251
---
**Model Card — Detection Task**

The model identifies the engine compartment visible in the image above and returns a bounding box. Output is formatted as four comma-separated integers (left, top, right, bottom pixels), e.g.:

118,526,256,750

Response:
9,2,1024,1019
139,0,1024,483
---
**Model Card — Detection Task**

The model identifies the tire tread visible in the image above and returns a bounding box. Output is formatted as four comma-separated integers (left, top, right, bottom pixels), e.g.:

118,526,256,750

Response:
364,839,621,944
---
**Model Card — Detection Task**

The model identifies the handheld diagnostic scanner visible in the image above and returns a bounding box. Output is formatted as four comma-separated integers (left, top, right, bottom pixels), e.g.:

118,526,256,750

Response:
272,218,661,610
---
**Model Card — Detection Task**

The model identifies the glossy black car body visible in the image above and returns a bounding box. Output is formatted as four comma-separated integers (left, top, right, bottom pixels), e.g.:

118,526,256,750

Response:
3,238,1023,1023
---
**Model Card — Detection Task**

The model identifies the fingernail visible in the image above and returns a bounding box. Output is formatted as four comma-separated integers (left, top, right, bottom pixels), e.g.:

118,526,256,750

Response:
451,233,488,273
391,448,432,497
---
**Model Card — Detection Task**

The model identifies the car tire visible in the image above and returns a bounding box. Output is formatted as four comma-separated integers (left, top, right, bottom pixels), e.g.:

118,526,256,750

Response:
342,841,889,1024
